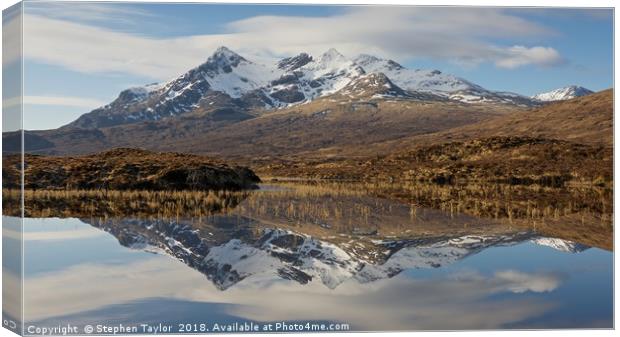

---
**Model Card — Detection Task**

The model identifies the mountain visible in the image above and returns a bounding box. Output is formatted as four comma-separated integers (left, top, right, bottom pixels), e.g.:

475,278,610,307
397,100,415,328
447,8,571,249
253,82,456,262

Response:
61,46,540,130
532,85,594,102
6,47,542,156
333,72,417,99
67,47,276,129
262,48,367,106
17,47,611,158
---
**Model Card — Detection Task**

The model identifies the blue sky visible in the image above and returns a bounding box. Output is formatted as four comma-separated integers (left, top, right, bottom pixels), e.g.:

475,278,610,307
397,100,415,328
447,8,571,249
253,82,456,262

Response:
3,3,614,130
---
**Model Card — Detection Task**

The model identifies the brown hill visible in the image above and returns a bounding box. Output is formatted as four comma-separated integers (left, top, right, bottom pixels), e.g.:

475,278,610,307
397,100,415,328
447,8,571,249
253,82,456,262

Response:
261,136,612,184
6,97,520,159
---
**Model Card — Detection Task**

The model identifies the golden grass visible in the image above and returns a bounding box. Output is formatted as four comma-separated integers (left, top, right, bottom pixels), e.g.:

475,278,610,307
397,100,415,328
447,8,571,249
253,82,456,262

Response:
255,180,612,226
4,180,611,226
2,179,613,250
3,188,249,218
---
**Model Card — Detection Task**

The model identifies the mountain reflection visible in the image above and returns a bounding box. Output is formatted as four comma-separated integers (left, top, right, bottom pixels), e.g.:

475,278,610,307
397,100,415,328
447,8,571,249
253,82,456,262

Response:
81,213,587,290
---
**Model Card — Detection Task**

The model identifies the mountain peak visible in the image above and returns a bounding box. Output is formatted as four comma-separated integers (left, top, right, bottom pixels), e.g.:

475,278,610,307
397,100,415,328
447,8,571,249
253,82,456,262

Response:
318,48,346,63
356,54,381,63
354,54,404,71
196,46,250,76
532,85,594,102
277,52,313,71
207,46,247,66
338,72,408,98
213,46,237,56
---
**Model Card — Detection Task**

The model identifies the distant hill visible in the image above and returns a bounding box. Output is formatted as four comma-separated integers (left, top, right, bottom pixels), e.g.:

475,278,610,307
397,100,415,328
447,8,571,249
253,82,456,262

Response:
8,96,520,158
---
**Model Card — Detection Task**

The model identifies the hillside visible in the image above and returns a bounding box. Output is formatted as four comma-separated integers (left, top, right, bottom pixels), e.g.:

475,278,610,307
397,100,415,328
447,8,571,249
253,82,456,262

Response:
259,90,613,184
11,97,520,158
330,88,613,158
260,136,612,184
437,89,613,146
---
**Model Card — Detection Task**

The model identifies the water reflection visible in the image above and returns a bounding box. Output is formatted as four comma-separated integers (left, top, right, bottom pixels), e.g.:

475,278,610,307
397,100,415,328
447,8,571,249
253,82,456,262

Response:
19,220,611,330
9,182,614,330
82,216,583,290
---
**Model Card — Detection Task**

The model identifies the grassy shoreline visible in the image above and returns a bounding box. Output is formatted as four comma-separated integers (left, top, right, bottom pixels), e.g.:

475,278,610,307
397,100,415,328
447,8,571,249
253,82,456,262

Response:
2,178,613,250
2,188,250,218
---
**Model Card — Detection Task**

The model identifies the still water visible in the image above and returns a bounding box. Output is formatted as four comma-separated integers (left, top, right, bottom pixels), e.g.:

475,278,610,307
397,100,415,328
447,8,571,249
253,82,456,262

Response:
2,183,613,332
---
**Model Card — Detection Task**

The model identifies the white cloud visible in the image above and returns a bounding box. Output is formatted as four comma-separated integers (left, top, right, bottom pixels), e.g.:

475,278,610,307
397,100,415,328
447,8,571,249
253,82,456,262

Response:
494,270,563,293
23,253,561,330
2,4,22,67
23,95,106,109
20,6,565,81
24,2,156,25
3,95,106,110
495,45,564,69
2,96,21,109
22,14,206,79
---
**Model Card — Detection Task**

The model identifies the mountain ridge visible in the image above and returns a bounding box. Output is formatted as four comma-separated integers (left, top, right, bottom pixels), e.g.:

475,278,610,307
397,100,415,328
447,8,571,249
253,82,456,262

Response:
63,46,549,130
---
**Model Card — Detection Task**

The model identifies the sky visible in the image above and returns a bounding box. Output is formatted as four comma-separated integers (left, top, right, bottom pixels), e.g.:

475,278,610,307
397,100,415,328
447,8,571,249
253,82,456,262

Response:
1,2,614,131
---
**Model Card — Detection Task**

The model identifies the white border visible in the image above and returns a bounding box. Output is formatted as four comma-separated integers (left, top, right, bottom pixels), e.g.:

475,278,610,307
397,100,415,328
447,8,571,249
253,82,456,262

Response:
0,1,616,337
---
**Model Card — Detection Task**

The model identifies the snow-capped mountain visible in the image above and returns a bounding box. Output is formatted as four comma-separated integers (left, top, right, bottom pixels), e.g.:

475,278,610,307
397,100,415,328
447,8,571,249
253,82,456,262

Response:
67,46,541,129
84,216,588,290
68,47,278,128
353,54,534,105
532,85,594,102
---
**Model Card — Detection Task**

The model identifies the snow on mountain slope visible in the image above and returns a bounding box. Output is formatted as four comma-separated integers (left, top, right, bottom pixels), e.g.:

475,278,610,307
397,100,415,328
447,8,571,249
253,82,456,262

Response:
531,85,594,102
203,228,363,289
123,82,165,101
68,46,541,129
264,48,366,106
354,54,536,106
67,47,280,128
277,52,314,71
196,46,277,98
354,54,478,94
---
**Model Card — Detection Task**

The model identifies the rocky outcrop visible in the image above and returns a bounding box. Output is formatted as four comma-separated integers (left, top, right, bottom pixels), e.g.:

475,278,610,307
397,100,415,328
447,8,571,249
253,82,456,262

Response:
3,148,260,190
